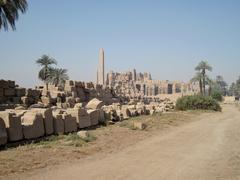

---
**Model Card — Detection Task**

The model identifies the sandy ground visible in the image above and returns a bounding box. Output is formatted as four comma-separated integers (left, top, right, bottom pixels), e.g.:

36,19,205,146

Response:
3,105,240,180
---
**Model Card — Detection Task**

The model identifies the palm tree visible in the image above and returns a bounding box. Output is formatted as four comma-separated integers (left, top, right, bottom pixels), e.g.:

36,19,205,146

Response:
0,0,28,31
195,61,212,96
191,72,203,95
36,55,57,91
48,68,69,88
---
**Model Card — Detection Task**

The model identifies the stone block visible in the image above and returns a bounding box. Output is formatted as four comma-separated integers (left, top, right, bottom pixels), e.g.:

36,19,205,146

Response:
0,117,7,145
31,108,54,135
133,122,147,130
0,112,23,142
67,108,91,129
0,88,3,97
15,88,26,97
4,88,15,96
12,97,21,104
21,111,45,139
87,109,99,126
53,114,64,135
62,113,77,133
8,80,15,88
86,98,105,110
77,130,88,139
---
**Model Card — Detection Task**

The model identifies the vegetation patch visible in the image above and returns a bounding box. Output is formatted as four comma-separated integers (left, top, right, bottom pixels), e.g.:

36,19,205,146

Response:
176,95,221,111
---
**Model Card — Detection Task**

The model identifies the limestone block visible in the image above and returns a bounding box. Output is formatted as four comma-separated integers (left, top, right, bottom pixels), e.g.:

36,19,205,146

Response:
52,114,64,135
8,80,15,88
121,108,131,120
4,88,15,96
0,112,23,142
133,122,147,130
0,80,8,88
66,97,76,108
21,111,45,139
77,130,88,139
87,109,99,126
21,96,29,105
67,108,91,129
15,88,26,97
98,109,105,123
0,117,7,145
62,113,77,133
31,108,54,135
86,98,105,110
0,88,3,97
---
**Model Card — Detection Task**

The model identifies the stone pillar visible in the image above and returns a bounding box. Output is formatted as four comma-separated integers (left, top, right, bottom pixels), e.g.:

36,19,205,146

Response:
97,48,105,85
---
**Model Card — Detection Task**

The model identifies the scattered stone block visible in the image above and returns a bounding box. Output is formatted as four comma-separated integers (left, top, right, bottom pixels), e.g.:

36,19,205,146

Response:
0,88,3,97
52,113,64,135
31,108,54,135
87,109,99,126
62,113,77,133
4,88,15,96
15,88,26,97
0,112,23,142
86,98,105,110
77,130,88,139
21,111,45,139
0,117,7,145
66,108,91,129
133,122,147,130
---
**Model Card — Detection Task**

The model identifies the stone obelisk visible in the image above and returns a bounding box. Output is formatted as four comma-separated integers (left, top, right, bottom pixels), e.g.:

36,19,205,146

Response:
97,48,105,85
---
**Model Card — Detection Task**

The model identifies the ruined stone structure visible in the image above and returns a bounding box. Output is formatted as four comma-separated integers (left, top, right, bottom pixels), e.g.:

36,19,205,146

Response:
106,69,197,98
97,48,105,86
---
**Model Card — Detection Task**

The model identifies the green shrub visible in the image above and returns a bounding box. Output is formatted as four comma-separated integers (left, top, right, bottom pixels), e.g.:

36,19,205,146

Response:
211,91,223,102
176,95,221,111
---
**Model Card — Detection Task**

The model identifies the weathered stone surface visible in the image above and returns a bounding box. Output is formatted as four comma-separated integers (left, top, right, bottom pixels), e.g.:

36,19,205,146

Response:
62,113,77,133
77,130,88,139
86,98,105,110
0,112,23,142
4,88,15,96
31,108,54,135
21,111,45,139
52,113,64,135
133,122,147,130
0,117,7,145
87,109,99,126
98,109,105,123
66,108,91,129
0,88,3,97
15,88,26,97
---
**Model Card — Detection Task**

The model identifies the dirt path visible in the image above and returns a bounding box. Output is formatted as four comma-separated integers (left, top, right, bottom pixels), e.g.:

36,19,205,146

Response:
7,105,240,180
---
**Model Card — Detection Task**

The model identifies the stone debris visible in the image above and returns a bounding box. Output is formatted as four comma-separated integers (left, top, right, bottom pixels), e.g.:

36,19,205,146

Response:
62,113,77,133
133,122,147,130
31,108,54,135
0,117,7,145
77,130,88,139
86,98,105,110
87,109,100,126
21,111,45,139
52,112,64,135
0,111,23,142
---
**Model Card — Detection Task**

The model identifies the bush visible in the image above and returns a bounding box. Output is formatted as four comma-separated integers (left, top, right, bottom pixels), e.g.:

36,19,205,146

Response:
211,91,223,102
176,95,221,111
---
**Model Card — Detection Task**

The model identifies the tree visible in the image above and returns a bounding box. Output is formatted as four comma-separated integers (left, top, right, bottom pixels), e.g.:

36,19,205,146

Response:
228,83,236,96
36,55,57,91
191,72,203,95
0,0,28,31
48,68,69,88
195,61,212,96
214,75,228,96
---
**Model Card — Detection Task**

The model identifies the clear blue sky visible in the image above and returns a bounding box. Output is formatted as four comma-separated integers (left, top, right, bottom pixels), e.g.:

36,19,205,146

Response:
0,0,240,87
